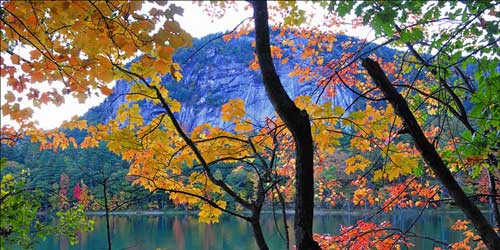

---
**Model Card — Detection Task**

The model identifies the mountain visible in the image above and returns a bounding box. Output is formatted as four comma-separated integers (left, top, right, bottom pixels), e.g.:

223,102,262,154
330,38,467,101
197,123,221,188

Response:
0,32,400,211
83,32,398,130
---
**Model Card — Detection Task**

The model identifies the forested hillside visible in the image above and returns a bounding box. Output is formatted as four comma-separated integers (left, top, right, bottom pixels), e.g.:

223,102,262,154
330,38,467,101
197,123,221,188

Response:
1,32,400,211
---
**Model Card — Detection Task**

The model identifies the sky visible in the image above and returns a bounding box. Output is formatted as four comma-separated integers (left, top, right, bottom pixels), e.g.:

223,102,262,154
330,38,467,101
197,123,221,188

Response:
1,1,367,130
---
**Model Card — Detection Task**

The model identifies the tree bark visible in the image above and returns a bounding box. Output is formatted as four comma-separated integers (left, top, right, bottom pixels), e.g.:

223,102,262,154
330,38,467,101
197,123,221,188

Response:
275,186,291,250
487,156,500,233
252,1,320,249
251,215,270,250
394,25,500,237
362,58,500,250
103,181,112,250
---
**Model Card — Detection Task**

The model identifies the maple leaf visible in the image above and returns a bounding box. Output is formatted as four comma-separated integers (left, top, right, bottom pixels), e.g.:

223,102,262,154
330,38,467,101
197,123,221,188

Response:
235,120,253,132
99,86,113,96
452,220,471,231
221,98,246,123
198,200,226,224
345,155,371,174
157,46,175,61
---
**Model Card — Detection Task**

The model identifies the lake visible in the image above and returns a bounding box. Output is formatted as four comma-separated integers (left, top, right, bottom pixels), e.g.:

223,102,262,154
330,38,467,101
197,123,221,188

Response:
33,210,478,250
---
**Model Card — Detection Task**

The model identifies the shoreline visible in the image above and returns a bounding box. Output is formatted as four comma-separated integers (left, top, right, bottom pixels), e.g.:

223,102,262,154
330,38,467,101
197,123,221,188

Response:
82,208,478,216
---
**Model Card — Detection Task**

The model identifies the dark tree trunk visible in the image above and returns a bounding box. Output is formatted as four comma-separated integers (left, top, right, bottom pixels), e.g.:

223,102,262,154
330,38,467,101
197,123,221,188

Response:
275,186,291,250
250,216,270,250
252,1,320,249
394,24,500,235
103,181,112,250
487,156,500,233
362,58,500,250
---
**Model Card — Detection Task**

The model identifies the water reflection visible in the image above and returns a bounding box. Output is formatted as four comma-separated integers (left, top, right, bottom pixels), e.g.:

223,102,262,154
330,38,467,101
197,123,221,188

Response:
34,210,474,250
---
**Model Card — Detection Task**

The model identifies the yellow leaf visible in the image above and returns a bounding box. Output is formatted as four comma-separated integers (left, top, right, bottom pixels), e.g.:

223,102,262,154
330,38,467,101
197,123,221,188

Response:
128,104,144,126
221,98,245,122
116,104,129,124
169,98,181,113
150,75,162,87
235,120,253,132
345,155,371,174
127,83,155,102
80,136,99,148
317,56,324,65
198,200,226,224
172,63,181,71
333,106,344,115
99,69,114,83
172,71,182,81
373,170,385,181
294,96,311,110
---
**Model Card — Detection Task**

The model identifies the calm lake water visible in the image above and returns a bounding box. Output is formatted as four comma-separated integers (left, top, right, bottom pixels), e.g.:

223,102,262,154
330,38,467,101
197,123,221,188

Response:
33,210,481,250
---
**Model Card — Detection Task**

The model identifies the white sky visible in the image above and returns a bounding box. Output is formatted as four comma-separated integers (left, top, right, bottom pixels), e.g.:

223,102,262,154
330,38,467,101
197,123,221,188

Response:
1,1,370,130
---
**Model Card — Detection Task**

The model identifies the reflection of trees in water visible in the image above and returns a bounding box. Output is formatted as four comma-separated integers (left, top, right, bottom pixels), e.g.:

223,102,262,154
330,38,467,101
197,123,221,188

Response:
203,223,214,250
173,217,185,250
110,216,129,241
147,215,159,225
40,212,473,249
59,235,68,250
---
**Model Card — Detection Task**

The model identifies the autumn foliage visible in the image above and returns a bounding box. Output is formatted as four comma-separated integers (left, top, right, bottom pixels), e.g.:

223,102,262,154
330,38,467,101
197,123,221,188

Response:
1,1,500,250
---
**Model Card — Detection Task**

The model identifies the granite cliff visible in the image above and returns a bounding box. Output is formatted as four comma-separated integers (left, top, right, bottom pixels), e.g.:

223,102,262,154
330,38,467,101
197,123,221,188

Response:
83,33,397,130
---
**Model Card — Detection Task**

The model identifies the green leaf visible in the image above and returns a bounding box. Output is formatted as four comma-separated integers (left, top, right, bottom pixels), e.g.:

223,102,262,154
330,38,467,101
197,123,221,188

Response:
412,163,424,177
335,1,355,16
471,165,482,178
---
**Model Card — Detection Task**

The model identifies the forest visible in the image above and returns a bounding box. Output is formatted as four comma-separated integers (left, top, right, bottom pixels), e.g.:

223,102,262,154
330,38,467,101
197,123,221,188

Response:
0,1,499,250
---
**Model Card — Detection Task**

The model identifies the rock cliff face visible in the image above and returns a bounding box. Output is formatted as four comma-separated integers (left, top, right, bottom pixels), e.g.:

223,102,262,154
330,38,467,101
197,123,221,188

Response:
83,33,395,131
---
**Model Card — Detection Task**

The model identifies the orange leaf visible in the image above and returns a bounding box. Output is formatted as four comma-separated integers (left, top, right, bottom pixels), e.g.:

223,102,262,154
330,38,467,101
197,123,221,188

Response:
158,46,174,60
301,47,314,59
10,54,20,64
4,91,16,103
99,70,114,83
154,59,170,75
26,15,37,26
249,59,259,71
40,93,50,104
31,71,44,82
100,86,113,96
21,63,32,73
29,50,42,59
223,34,233,42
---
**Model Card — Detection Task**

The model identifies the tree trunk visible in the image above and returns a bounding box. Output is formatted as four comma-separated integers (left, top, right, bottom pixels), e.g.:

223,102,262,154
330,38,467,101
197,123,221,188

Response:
103,181,112,250
252,1,320,249
275,186,291,250
487,156,500,233
394,23,500,235
251,217,270,250
362,58,500,250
